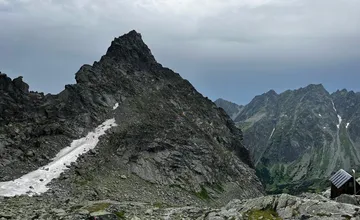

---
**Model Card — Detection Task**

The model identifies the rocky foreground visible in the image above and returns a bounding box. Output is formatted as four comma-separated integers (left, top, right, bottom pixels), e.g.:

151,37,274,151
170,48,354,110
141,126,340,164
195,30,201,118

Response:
1,193,360,219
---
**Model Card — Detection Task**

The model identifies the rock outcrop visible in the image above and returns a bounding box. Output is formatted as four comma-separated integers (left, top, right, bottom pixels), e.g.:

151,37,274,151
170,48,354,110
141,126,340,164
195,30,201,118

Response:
0,30,263,207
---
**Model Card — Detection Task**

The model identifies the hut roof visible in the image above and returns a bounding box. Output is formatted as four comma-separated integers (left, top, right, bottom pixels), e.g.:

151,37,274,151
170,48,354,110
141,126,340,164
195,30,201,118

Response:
329,169,352,189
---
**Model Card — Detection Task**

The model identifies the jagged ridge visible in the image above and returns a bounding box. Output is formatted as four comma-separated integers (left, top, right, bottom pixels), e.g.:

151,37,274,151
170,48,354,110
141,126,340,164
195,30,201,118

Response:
0,30,263,206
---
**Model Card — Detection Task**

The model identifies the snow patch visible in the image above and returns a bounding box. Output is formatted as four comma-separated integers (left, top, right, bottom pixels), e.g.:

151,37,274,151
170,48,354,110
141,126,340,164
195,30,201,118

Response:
113,103,119,110
336,115,342,129
346,123,350,129
323,127,326,129
269,128,276,139
331,100,337,112
318,114,322,117
0,118,117,197
331,101,343,129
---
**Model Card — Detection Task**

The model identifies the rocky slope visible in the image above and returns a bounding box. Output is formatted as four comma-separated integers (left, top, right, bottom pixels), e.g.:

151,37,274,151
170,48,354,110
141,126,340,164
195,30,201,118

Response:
216,85,360,194
214,99,244,120
0,30,264,213
2,192,359,219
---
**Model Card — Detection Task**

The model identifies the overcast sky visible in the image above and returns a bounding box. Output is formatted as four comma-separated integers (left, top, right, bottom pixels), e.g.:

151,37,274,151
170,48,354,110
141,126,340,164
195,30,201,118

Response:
1,0,359,104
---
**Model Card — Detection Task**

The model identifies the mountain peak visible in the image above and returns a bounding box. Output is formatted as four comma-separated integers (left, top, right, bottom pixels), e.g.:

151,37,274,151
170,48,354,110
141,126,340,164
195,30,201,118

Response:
304,83,325,90
104,30,157,66
265,89,277,96
334,88,348,94
125,29,140,36
215,98,237,105
113,30,143,45
215,98,226,102
0,73,29,93
76,30,159,84
299,84,327,95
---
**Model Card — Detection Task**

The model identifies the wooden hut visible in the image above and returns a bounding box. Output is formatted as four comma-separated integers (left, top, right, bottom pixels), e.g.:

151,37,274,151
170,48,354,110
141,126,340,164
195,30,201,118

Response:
329,169,360,199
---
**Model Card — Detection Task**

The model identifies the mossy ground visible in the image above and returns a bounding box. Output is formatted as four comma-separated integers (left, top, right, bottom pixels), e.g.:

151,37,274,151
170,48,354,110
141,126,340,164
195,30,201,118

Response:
245,209,282,220
153,202,170,208
115,210,126,219
316,212,332,217
85,202,111,213
195,186,210,201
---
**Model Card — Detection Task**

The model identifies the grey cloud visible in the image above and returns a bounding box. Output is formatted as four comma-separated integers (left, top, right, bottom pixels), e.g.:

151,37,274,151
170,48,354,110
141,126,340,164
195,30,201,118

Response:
0,0,359,103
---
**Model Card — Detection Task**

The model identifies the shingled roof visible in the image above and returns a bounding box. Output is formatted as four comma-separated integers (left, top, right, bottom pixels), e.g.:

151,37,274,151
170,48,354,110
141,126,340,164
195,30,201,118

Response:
329,169,353,189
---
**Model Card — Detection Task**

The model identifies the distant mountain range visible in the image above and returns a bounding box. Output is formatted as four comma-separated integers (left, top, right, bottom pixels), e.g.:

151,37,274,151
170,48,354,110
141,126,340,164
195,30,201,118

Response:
216,85,360,194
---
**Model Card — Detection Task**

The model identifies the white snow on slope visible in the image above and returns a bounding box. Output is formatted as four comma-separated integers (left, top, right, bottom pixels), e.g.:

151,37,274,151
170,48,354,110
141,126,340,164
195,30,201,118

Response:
0,118,117,197
346,123,350,129
269,128,275,139
331,100,343,129
318,114,322,117
113,103,119,110
332,100,337,112
337,115,342,129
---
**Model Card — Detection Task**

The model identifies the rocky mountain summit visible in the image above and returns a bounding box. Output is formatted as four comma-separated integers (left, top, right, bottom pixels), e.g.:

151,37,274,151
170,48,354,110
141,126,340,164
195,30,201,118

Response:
216,85,360,194
0,30,264,218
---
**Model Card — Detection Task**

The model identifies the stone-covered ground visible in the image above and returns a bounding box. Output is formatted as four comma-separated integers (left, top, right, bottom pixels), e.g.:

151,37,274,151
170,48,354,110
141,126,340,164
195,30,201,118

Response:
2,193,360,219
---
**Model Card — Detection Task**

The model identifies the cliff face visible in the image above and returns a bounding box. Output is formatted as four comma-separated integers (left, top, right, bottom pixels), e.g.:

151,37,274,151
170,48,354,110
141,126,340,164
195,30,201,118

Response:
0,30,263,205
217,85,360,194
